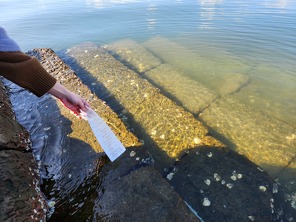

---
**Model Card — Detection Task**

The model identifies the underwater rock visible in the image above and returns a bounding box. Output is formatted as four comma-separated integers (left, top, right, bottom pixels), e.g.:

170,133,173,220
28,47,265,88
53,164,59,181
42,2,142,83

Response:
0,81,30,151
199,95,296,177
170,147,286,222
143,36,249,96
95,162,200,222
66,42,224,169
143,64,218,114
105,39,161,73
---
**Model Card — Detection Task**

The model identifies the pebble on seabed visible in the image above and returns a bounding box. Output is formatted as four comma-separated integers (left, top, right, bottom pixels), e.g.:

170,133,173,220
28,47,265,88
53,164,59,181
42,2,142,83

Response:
204,179,211,185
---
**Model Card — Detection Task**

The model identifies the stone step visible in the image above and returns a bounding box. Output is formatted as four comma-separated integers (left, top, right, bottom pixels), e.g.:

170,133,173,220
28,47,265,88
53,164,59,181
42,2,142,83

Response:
105,39,161,73
65,42,294,220
199,95,296,177
143,36,250,96
67,42,224,169
104,39,218,114
105,38,296,200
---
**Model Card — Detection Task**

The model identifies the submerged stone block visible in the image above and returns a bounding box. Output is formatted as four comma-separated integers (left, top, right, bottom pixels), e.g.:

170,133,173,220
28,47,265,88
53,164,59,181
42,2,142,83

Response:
105,39,161,73
95,165,200,222
143,64,218,114
234,64,296,127
143,36,249,96
170,147,286,222
67,42,224,163
199,95,296,177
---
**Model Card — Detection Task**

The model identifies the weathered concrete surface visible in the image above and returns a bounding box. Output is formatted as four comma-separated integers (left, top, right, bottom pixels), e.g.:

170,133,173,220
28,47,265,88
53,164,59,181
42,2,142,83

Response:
199,95,296,177
0,81,47,221
105,39,161,73
143,37,250,96
27,48,141,152
170,147,286,222
66,42,224,167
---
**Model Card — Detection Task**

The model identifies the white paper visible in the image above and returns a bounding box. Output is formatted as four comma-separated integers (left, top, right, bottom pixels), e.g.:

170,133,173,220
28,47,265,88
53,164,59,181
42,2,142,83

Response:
82,108,126,162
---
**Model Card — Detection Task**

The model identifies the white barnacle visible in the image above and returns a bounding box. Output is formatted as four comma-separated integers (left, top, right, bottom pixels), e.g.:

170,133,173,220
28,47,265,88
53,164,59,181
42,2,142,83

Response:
231,175,237,181
237,173,243,179
221,180,226,185
167,172,175,181
204,179,211,186
207,152,213,158
130,151,136,157
214,173,221,181
194,138,201,144
226,183,233,189
248,216,255,221
203,198,211,207
259,186,267,192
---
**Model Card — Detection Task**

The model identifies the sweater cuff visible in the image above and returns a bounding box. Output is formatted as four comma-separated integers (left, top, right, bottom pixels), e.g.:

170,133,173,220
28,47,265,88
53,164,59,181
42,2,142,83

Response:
24,57,57,97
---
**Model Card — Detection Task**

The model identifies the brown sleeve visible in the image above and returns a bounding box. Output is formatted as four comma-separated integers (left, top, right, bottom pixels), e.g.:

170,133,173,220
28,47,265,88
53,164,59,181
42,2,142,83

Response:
0,51,57,97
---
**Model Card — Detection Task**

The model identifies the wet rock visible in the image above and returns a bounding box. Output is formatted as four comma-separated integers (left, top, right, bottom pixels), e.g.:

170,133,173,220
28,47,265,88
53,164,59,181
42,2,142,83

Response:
0,81,47,221
105,39,161,73
47,147,199,221
0,81,30,151
170,147,286,222
66,42,224,169
199,95,296,177
94,150,199,222
143,36,249,96
0,149,47,222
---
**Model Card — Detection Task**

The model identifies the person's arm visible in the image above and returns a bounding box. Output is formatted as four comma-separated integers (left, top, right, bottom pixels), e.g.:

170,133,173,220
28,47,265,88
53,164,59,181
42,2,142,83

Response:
48,81,90,118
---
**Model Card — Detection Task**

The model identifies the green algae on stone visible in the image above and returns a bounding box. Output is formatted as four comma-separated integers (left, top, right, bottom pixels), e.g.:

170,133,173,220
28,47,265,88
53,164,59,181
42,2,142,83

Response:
143,36,249,96
105,39,161,73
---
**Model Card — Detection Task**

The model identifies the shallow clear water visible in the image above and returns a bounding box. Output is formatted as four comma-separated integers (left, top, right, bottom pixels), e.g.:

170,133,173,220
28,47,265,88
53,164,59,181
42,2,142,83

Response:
1,0,296,219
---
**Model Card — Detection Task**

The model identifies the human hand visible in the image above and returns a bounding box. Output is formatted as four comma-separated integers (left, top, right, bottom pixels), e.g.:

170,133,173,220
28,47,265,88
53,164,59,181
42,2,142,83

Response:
48,82,91,118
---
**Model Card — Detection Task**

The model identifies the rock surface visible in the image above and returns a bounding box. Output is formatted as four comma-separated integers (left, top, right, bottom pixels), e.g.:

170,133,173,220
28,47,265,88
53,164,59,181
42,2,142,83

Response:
0,81,47,221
